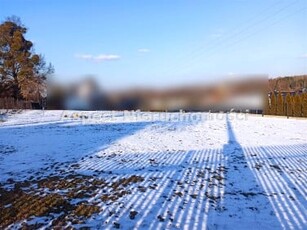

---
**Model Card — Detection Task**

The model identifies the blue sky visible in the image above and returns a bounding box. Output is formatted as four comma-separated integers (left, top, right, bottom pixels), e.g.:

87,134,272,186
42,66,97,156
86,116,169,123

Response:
1,0,306,89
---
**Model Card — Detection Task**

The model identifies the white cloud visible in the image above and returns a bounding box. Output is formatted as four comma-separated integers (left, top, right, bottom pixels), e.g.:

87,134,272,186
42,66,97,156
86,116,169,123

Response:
138,48,150,53
299,54,307,59
94,54,120,61
75,53,120,62
210,33,222,38
210,29,224,39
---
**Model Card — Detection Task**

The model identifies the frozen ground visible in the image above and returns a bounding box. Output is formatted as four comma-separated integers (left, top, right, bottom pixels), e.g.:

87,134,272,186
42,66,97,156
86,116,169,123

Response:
0,110,306,229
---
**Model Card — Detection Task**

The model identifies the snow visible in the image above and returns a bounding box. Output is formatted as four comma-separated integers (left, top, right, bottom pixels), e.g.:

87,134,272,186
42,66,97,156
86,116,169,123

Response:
0,110,306,229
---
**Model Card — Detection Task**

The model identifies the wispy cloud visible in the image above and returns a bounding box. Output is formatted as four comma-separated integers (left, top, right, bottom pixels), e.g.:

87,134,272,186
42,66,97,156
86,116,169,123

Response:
298,54,307,59
210,33,223,38
94,54,121,61
210,29,224,39
138,48,150,53
75,53,120,62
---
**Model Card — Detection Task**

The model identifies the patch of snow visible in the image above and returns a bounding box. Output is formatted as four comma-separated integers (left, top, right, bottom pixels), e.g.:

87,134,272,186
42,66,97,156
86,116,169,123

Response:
0,110,306,229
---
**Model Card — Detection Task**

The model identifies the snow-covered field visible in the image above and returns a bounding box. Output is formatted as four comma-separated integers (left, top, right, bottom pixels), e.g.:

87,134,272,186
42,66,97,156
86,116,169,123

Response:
0,110,306,229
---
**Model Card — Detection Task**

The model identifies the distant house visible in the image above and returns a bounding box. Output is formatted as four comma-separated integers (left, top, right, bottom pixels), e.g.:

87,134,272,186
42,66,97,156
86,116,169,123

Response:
65,79,105,110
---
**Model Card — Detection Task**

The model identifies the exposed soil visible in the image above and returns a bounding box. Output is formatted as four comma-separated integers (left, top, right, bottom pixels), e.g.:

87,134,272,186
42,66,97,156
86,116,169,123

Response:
0,173,144,228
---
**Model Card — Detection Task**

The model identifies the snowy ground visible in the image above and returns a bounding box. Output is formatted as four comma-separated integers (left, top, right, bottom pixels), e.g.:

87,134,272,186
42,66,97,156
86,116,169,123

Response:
0,110,306,229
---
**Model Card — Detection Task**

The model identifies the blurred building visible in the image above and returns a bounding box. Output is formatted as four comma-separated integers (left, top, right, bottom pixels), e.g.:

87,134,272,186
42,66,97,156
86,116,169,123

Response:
48,78,107,110
46,75,307,113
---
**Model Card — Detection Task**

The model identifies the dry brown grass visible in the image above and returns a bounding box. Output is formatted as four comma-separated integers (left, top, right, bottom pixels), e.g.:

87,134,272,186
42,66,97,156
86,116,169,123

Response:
0,173,144,228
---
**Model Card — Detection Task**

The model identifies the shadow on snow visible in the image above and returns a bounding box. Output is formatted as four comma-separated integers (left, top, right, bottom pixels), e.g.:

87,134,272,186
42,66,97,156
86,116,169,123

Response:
0,115,306,229
76,116,306,229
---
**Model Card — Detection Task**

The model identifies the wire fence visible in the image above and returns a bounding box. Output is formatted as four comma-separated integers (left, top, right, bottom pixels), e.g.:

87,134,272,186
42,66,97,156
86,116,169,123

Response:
0,98,32,109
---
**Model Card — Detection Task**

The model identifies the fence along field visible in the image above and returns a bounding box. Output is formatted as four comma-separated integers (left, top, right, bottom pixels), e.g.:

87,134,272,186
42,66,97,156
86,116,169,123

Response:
0,98,32,110
264,92,307,117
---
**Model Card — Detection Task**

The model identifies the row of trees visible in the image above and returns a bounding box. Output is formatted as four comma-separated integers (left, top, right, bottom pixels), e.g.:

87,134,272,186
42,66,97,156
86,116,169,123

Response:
264,92,307,117
0,17,53,103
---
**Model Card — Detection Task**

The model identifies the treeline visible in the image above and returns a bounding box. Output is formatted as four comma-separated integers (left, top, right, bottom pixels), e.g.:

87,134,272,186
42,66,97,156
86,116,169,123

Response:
268,75,307,92
264,92,307,117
